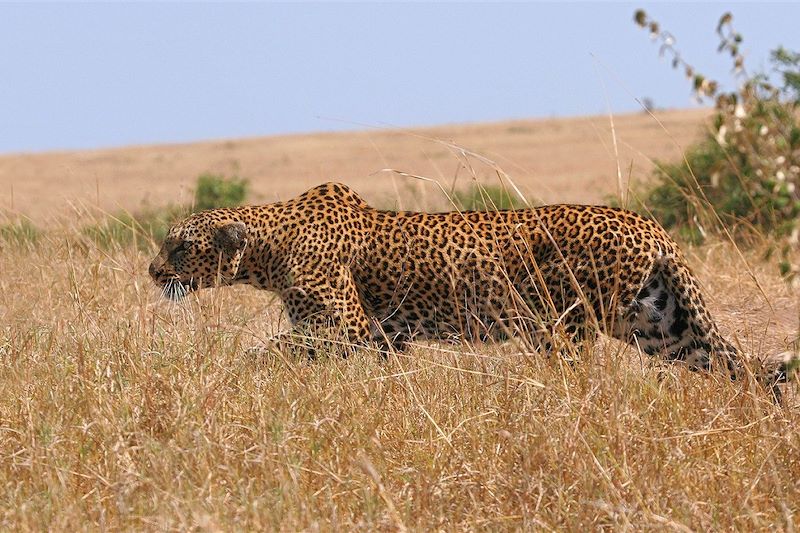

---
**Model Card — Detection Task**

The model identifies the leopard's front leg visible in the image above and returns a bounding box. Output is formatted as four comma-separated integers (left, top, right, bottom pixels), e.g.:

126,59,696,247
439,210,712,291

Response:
275,262,372,358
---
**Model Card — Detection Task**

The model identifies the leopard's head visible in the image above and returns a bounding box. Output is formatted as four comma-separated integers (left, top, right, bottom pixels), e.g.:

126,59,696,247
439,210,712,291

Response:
149,211,248,300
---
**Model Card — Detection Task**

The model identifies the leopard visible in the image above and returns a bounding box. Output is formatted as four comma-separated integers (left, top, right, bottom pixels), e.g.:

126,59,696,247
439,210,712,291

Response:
149,182,793,394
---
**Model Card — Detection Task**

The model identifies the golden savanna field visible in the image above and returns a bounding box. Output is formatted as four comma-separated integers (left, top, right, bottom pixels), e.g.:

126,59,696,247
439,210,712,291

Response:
1,109,799,530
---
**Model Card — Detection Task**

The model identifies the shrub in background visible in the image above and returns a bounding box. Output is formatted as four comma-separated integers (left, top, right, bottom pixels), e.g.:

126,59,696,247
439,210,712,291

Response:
633,10,800,282
194,173,249,211
452,184,527,211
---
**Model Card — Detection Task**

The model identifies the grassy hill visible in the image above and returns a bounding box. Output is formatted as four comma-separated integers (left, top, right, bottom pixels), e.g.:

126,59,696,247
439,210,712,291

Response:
0,108,710,220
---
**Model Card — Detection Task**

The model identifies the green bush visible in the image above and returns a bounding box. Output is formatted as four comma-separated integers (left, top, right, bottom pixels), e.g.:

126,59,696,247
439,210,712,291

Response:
451,184,527,211
194,173,249,211
0,219,40,247
633,10,800,280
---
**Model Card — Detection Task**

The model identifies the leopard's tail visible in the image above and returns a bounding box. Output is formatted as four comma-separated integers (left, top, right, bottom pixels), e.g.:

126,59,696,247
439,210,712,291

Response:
656,253,795,394
652,253,743,380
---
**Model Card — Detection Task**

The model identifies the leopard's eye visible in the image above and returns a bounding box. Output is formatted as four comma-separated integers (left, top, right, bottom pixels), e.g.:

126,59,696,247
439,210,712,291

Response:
171,241,192,258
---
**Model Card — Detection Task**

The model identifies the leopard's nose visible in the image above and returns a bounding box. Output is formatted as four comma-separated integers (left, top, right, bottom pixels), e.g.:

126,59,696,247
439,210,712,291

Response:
148,262,159,279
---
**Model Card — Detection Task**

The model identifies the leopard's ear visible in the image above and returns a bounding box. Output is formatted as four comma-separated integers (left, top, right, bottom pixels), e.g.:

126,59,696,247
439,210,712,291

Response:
214,221,248,256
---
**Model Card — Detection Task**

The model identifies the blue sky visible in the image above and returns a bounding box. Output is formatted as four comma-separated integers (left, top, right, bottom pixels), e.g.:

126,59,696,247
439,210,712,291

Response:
0,2,798,154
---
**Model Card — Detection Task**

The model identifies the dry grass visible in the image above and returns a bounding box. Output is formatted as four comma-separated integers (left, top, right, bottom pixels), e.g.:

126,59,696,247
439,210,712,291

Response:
2,109,799,530
0,219,798,531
